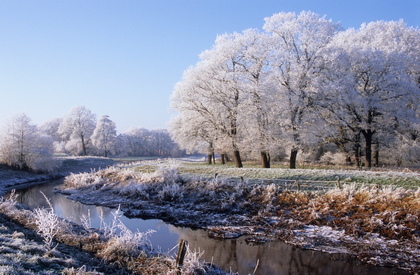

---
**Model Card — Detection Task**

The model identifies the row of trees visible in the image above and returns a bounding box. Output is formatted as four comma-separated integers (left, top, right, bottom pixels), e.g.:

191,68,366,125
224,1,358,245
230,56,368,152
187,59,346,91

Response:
0,106,183,171
170,11,420,168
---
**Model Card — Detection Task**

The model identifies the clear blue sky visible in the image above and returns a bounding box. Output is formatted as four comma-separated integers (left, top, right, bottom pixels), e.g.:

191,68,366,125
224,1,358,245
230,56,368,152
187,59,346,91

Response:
0,0,418,133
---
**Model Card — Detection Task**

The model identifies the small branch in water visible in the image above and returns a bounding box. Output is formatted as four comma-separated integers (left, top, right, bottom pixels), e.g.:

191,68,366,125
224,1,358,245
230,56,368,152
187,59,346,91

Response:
252,259,260,275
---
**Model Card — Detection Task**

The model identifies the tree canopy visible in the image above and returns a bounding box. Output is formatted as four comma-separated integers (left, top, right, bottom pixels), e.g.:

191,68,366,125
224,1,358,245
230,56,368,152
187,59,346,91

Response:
170,11,420,168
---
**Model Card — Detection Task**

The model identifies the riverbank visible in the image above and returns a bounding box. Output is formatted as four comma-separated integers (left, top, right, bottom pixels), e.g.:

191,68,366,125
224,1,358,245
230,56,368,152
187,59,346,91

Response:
0,157,227,274
0,193,224,274
0,210,129,274
0,157,120,274
0,157,116,196
61,162,420,274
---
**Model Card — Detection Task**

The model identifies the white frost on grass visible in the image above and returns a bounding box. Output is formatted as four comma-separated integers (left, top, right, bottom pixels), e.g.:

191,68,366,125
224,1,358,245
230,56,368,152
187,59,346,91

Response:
293,225,346,241
96,205,156,262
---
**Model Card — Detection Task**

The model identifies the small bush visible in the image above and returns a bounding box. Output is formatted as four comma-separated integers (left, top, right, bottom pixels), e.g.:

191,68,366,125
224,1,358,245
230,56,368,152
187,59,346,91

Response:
157,183,183,202
319,152,348,166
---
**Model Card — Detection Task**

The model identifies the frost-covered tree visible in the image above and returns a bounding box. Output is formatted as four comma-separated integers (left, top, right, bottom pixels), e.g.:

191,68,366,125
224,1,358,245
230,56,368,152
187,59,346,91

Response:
229,29,275,168
39,118,63,142
149,129,175,156
322,20,420,167
58,106,96,156
39,118,66,154
114,134,129,157
123,127,152,156
91,115,117,157
200,40,247,167
0,114,57,172
118,127,181,157
169,115,215,163
263,11,341,168
170,12,419,168
172,33,256,167
170,66,218,164
381,131,420,167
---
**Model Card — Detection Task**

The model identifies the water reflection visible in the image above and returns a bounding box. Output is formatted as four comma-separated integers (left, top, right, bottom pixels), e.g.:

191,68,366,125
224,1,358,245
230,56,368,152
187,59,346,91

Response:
10,181,407,275
11,180,180,253
171,227,403,275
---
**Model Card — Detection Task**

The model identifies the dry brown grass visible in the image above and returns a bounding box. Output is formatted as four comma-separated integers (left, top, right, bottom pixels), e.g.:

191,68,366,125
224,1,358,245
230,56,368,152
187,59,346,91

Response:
276,190,311,206
275,185,420,242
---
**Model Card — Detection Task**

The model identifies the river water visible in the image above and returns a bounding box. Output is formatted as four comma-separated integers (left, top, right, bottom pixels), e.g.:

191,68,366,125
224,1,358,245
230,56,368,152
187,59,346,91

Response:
11,180,406,275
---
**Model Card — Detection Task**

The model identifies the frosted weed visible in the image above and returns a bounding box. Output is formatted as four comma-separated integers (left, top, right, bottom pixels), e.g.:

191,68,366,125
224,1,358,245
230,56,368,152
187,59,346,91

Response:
80,209,91,230
33,192,60,250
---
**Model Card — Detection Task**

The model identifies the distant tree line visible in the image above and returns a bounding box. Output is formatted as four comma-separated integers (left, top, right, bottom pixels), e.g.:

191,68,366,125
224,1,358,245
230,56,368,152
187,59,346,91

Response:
170,11,420,169
0,106,184,172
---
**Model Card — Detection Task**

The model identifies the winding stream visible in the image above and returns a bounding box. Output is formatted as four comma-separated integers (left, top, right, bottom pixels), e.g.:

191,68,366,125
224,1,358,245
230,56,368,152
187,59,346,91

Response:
11,180,407,275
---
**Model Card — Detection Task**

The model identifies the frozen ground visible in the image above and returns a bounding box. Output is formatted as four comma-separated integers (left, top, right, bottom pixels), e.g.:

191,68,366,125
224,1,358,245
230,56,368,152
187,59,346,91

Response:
0,211,128,274
61,160,420,274
0,157,115,196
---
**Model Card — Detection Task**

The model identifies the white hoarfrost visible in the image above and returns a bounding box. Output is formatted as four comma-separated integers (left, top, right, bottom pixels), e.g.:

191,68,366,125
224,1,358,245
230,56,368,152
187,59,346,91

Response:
33,192,61,249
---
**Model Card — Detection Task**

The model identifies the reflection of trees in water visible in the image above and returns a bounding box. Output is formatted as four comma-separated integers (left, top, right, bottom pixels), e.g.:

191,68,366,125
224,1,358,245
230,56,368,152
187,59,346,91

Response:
169,226,404,275
13,181,114,225
170,227,262,274
53,197,113,226
13,182,59,208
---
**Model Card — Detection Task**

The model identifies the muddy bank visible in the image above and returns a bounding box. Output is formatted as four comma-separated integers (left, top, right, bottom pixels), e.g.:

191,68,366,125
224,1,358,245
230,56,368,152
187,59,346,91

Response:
61,166,420,274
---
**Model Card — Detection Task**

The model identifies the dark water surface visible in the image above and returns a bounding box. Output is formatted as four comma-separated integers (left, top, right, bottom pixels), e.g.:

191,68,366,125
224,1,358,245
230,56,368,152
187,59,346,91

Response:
11,180,407,275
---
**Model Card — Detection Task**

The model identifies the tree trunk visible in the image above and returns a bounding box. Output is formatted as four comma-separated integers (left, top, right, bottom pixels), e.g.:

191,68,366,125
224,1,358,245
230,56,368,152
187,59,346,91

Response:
81,134,87,156
361,129,374,168
207,142,214,165
355,148,361,167
261,151,270,168
354,133,361,167
233,150,243,168
290,148,298,169
221,153,226,165
372,138,379,167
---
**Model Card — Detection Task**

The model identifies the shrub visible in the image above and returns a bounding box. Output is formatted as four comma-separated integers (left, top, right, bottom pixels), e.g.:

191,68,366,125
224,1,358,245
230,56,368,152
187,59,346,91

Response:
319,152,348,166
97,205,155,268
